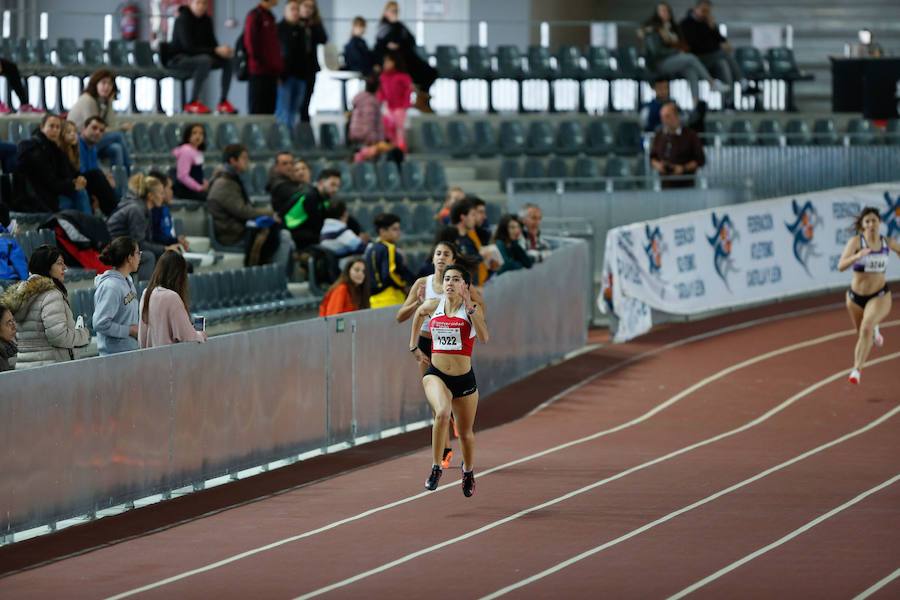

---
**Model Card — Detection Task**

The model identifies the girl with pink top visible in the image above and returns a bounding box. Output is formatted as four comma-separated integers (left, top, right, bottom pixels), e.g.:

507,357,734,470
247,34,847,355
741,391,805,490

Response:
138,251,207,348
377,52,412,152
171,123,209,202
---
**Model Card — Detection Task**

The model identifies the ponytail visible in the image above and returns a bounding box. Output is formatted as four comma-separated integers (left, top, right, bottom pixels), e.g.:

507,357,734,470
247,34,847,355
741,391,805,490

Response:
128,173,162,200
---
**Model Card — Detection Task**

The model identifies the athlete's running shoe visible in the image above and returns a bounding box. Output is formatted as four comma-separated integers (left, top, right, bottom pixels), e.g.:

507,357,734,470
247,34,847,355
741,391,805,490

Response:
874,325,884,348
441,447,453,469
461,468,476,498
425,465,442,490
848,369,861,385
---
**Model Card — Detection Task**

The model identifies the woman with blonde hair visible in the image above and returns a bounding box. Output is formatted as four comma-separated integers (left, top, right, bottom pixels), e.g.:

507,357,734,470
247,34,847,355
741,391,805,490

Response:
56,120,93,214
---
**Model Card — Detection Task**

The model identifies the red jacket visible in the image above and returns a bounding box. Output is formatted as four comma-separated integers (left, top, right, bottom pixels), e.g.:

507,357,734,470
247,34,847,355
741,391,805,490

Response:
244,5,283,76
377,69,413,110
319,283,358,317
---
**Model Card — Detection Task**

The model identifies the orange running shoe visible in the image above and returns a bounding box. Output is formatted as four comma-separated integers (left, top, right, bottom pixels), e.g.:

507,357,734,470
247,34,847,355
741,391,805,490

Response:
441,447,453,469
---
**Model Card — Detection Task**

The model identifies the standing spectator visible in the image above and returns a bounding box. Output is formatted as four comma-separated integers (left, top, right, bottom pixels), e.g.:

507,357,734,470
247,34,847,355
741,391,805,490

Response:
13,114,87,214
518,203,552,261
343,16,374,75
280,167,341,251
57,120,93,215
0,57,39,114
172,123,209,201
0,245,90,368
77,116,120,216
493,215,533,274
107,173,173,280
365,212,414,308
147,170,190,252
0,303,17,372
278,0,327,124
374,1,437,113
378,52,412,151
320,201,368,264
245,0,284,115
167,0,237,114
138,251,207,348
348,76,384,146
650,101,705,188
319,257,370,316
267,151,303,216
207,144,295,273
93,237,140,356
67,69,133,175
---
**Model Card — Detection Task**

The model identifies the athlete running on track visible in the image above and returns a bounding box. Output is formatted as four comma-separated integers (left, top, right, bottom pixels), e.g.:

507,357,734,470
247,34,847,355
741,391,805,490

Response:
837,207,900,384
409,265,489,497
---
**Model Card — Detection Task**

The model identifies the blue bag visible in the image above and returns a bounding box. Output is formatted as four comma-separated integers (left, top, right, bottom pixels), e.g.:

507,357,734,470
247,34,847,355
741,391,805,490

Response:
0,226,27,281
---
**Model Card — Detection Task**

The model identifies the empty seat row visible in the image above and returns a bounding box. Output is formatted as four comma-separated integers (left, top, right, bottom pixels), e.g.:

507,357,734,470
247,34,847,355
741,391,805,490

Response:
704,118,900,146
499,155,649,191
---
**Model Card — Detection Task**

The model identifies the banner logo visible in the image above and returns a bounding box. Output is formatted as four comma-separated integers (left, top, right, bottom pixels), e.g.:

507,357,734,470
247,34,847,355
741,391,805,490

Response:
883,191,900,238
785,199,821,274
707,212,739,289
644,225,665,275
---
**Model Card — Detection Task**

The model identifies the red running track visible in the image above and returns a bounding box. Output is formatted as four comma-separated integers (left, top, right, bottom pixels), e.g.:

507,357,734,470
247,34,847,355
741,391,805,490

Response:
1,297,899,599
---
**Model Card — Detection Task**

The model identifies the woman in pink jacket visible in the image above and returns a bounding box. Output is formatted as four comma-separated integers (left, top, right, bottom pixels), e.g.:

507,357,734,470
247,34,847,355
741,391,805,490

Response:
171,123,209,201
138,251,207,348
377,51,412,152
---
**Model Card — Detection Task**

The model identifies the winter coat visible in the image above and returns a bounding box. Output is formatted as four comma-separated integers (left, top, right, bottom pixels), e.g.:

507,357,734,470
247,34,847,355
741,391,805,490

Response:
207,167,272,246
106,194,167,258
67,93,117,132
92,269,139,355
13,131,77,213
244,6,284,77
349,91,384,145
0,275,90,368
377,69,413,110
278,19,327,78
0,339,16,372
172,144,205,193
343,36,374,75
170,5,220,58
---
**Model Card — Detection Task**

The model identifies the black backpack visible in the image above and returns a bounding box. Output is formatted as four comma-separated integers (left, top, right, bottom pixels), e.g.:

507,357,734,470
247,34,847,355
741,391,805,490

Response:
234,33,249,81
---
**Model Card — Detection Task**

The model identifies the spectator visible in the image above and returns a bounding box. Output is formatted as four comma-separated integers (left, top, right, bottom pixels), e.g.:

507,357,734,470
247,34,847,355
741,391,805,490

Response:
449,197,491,286
147,170,190,252
138,250,207,348
365,212,414,308
167,0,236,114
650,101,705,188
294,159,312,185
518,203,552,261
377,51,412,152
348,76,384,146
244,0,284,115
0,141,16,174
280,167,341,251
320,201,368,264
277,1,304,127
283,0,327,123
267,151,303,215
0,245,90,368
435,185,465,225
493,215,533,274
0,303,17,372
107,173,173,280
0,57,39,114
77,116,120,216
641,78,672,133
468,196,492,245
680,0,755,108
318,257,370,316
172,123,209,201
850,29,883,58
343,16,374,75
374,1,437,113
66,69,133,175
93,237,140,355
207,144,295,273
13,114,87,214
641,2,725,106
57,120,93,215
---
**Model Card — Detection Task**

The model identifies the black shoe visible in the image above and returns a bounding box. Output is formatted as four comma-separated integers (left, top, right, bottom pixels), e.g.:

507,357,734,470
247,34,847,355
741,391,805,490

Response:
425,465,442,491
462,468,476,497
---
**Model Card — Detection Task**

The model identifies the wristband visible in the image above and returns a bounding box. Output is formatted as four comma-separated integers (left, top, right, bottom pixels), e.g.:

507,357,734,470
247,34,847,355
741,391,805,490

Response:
467,304,477,316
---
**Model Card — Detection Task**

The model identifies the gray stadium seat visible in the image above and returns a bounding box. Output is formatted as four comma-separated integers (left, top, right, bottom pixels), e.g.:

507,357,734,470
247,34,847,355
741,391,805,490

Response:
82,38,105,68
352,162,379,197
377,161,404,198
129,122,153,155
547,156,569,179
163,122,181,150
294,123,316,151
526,121,555,155
268,123,294,151
586,121,614,155
401,161,427,199
498,157,520,191
573,156,600,179
499,121,526,156
216,122,240,148
757,119,783,146
411,203,434,235
555,121,585,156
420,120,446,152
604,156,634,189
813,119,840,145
785,119,812,145
424,161,447,195
614,120,643,155
727,119,756,145
886,120,900,145
446,121,473,158
242,122,268,153
319,123,341,151
703,119,728,145
148,122,168,154
846,118,877,145
473,120,498,157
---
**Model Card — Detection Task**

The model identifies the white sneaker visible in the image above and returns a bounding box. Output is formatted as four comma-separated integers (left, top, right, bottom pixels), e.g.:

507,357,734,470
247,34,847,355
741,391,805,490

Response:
848,369,861,385
873,325,884,348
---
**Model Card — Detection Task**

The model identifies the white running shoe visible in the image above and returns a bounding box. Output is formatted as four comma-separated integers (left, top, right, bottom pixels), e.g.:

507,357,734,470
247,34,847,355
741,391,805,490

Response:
873,325,884,348
848,369,861,385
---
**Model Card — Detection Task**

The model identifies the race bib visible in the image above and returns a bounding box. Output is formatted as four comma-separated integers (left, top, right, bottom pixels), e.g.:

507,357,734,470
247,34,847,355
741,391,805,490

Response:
865,255,887,272
431,326,462,351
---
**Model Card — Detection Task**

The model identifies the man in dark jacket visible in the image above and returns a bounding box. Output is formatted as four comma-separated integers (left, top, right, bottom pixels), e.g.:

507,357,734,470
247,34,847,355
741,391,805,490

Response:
267,151,306,216
277,0,328,126
167,0,236,115
343,16,374,75
281,168,340,251
650,102,706,189
245,0,284,115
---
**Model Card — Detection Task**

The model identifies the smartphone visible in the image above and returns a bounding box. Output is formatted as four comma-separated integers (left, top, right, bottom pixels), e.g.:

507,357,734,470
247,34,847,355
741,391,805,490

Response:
193,315,206,332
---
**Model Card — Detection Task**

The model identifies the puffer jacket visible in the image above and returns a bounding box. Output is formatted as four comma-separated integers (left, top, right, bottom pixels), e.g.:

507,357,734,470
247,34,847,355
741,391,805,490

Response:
0,275,90,368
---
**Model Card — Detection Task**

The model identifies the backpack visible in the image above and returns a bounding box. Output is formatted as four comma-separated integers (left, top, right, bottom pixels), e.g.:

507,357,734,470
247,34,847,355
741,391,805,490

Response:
0,226,28,281
234,33,249,81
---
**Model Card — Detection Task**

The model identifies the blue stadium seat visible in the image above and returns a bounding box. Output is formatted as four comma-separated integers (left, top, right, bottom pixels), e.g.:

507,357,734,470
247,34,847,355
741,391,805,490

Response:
216,122,240,148
401,161,427,199
242,122,269,153
377,161,404,198
886,120,900,145
547,156,569,178
420,120,446,152
757,119,783,146
498,157,520,191
727,119,756,145
319,123,341,151
352,162,379,198
604,156,634,189
294,122,316,151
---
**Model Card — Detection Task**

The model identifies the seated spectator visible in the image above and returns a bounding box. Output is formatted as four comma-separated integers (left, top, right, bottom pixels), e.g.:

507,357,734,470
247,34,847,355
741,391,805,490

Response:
294,159,312,186
319,257,370,317
147,170,190,251
57,120,93,215
641,78,672,133
320,201,368,264
0,303,17,372
435,185,465,226
493,215,533,274
267,151,304,216
0,245,90,368
0,57,39,114
108,173,175,280
77,117,120,216
138,250,207,348
93,237,140,356
13,114,87,214
449,197,494,286
165,0,236,114
377,51,412,152
518,203,552,262
344,16,375,75
680,0,756,108
207,144,295,273
67,69,133,175
349,76,384,146
279,167,341,251
468,196,493,245
0,140,16,174
365,212,414,308
650,101,705,188
172,123,209,201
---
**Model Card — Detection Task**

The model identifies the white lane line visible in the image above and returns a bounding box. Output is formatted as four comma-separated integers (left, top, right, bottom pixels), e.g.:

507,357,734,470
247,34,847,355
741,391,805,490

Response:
481,354,900,600
105,310,879,600
292,354,900,600
669,473,900,599
854,567,900,600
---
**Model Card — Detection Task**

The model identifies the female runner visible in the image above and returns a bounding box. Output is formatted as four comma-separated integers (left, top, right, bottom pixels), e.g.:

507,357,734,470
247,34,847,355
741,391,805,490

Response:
409,265,488,497
397,241,484,468
837,207,900,384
